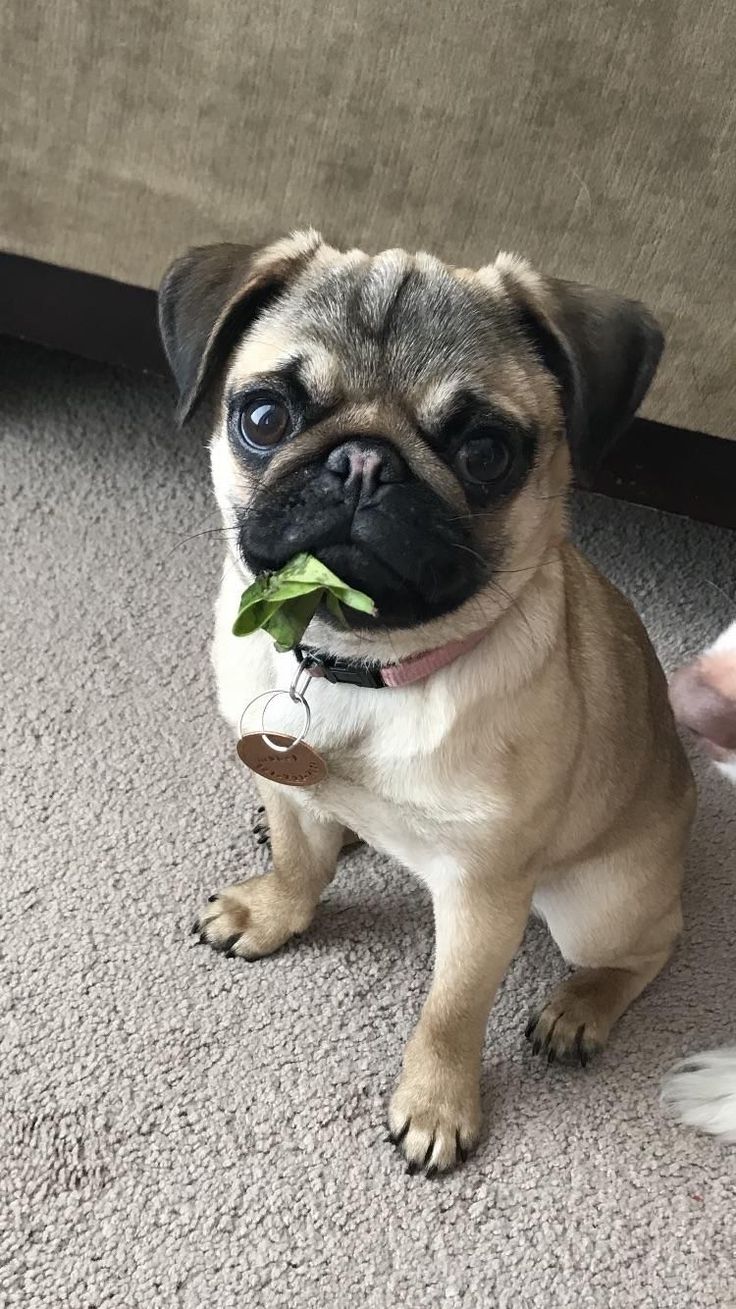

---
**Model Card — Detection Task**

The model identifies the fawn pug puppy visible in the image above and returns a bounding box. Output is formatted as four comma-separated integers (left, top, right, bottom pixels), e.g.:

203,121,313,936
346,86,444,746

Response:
159,232,695,1174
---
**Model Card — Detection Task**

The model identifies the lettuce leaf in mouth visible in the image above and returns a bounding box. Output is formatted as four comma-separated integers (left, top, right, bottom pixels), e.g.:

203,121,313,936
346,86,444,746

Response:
232,552,377,651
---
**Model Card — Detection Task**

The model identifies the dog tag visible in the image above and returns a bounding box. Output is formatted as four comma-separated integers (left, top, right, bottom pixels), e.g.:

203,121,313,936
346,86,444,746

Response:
237,732,328,787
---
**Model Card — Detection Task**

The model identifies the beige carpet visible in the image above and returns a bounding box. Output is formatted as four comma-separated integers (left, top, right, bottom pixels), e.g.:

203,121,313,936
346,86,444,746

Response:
2,338,735,1309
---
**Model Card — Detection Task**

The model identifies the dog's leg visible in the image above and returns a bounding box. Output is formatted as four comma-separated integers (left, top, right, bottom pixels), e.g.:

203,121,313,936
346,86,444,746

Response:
528,850,684,1062
195,791,344,959
388,870,532,1174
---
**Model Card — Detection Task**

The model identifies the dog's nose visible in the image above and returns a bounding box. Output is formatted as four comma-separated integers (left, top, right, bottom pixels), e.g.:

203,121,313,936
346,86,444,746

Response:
326,440,406,500
669,661,736,750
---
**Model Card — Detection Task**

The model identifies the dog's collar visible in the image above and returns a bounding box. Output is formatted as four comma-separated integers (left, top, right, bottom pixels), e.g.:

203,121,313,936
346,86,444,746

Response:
294,628,487,689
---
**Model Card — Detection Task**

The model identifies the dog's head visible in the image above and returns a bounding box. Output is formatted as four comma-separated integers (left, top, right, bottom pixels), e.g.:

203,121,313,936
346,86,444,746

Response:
159,232,662,653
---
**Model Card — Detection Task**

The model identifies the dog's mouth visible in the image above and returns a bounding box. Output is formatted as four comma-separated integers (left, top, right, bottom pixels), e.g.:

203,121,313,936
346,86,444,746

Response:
235,467,489,629
312,541,465,629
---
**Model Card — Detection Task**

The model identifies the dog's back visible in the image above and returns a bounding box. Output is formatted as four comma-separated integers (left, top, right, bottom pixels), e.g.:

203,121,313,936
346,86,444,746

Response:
662,620,736,1142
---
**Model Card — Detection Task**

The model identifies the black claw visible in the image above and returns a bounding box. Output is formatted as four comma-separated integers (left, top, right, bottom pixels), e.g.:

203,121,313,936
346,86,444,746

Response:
541,1011,565,1057
455,1130,468,1164
547,1047,556,1065
574,1024,587,1066
256,805,265,814
191,921,200,935
215,933,242,954
207,894,218,903
532,1039,542,1056
405,1161,420,1176
257,836,269,846
524,1014,539,1041
422,1136,436,1168
426,1165,439,1181
388,1118,410,1147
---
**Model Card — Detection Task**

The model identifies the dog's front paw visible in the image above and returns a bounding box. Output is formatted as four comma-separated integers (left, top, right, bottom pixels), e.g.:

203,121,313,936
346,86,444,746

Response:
193,873,314,960
387,1043,481,1176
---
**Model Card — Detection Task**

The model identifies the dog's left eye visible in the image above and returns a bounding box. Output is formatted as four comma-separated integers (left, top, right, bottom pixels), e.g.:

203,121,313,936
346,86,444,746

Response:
239,395,292,449
455,435,511,485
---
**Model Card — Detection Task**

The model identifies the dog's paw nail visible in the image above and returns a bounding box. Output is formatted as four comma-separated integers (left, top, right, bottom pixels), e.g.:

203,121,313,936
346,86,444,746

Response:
219,933,241,954
547,1048,556,1065
207,894,218,903
256,805,265,814
425,1165,439,1180
388,1119,410,1147
405,1161,420,1176
524,1015,538,1040
191,921,200,935
455,1130,468,1164
532,1039,542,1056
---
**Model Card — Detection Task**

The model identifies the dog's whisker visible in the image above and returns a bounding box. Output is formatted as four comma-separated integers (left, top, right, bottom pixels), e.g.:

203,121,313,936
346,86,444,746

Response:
450,542,487,569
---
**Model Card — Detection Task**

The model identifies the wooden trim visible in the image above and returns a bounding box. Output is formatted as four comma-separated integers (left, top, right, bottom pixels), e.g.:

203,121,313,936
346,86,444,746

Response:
1,251,734,529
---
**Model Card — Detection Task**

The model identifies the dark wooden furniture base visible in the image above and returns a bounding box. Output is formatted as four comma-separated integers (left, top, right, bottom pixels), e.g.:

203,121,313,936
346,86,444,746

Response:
2,251,734,529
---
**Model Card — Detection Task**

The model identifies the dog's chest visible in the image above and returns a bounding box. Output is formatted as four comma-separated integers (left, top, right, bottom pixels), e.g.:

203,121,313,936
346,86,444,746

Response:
285,679,505,873
216,623,508,875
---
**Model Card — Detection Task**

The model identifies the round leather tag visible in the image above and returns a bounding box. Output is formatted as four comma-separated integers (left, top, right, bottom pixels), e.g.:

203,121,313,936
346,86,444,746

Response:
236,732,328,787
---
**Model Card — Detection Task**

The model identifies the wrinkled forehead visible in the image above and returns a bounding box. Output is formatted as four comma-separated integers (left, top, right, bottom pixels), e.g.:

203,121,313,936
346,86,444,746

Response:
229,248,522,402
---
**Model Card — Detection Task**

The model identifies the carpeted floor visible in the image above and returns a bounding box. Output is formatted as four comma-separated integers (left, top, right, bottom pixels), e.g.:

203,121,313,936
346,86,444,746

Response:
2,338,735,1309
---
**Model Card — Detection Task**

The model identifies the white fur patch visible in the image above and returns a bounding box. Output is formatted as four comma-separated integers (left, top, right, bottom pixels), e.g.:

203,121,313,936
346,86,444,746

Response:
662,1050,736,1143
710,620,736,655
715,755,736,783
474,263,506,296
494,251,543,293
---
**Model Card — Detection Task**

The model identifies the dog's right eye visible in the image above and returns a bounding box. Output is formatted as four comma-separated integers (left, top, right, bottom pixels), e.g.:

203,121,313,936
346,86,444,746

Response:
239,395,292,450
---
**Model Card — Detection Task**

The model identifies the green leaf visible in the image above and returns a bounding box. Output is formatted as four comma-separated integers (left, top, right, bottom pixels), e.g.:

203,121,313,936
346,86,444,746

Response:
324,592,347,626
232,598,282,637
262,590,323,650
231,552,377,649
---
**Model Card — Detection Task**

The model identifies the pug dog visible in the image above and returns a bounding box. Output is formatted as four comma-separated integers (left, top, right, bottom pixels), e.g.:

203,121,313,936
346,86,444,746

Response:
159,231,695,1175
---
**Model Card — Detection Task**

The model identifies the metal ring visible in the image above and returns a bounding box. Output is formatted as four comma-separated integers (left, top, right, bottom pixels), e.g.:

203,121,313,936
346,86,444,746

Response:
238,688,311,754
289,656,314,703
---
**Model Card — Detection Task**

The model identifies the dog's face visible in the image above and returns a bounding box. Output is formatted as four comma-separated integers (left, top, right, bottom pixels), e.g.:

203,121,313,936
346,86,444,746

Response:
159,232,662,644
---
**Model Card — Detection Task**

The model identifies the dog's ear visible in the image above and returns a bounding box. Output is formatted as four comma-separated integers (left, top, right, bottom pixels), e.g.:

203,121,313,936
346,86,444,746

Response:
488,255,664,475
158,231,322,422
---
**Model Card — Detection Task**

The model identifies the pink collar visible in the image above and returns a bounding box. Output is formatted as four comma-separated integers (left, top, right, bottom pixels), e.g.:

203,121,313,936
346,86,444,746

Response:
299,628,487,689
381,628,487,687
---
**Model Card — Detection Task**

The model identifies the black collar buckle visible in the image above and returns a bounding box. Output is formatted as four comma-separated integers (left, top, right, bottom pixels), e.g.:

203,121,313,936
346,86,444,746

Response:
294,645,386,689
